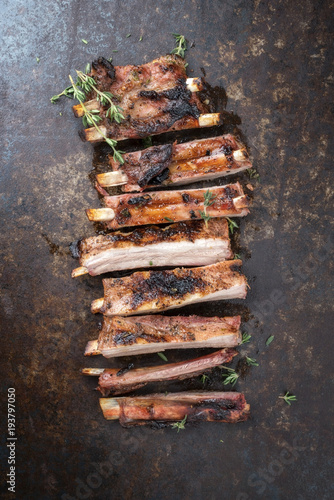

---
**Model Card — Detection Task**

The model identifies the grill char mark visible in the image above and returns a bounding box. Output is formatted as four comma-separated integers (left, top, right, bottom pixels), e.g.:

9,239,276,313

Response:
85,55,207,140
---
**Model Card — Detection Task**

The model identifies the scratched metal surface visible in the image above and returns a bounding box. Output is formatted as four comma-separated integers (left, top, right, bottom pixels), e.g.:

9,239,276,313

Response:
0,1,333,499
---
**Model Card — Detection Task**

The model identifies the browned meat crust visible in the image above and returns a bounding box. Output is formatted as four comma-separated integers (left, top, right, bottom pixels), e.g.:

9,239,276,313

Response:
86,315,241,358
77,218,232,275
120,144,173,189
102,134,251,192
96,348,237,396
95,183,249,230
92,260,247,316
73,55,208,141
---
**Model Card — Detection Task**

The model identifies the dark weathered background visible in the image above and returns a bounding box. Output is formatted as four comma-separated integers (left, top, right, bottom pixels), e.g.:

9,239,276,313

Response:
1,0,333,499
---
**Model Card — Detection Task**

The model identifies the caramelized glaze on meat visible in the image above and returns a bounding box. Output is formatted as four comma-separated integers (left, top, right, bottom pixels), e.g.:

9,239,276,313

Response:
77,55,208,141
101,183,249,229
100,391,250,426
93,260,247,316
97,348,237,396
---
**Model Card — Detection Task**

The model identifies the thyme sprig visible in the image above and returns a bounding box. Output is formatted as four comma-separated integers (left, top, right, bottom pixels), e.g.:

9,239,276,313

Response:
226,217,239,234
50,85,75,103
200,189,217,227
279,392,297,405
68,75,124,163
75,70,124,123
171,415,187,432
51,66,125,163
247,168,260,180
241,332,252,344
221,367,239,387
246,356,259,367
171,34,187,58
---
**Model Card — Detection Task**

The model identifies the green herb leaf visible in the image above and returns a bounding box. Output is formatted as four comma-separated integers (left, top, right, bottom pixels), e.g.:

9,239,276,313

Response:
126,33,131,38
266,335,275,346
85,63,91,74
54,72,124,164
171,33,187,58
113,149,125,165
247,168,260,180
203,189,217,208
199,210,212,227
142,136,153,148
164,217,174,223
149,261,153,266
105,138,117,148
199,190,216,227
157,352,168,362
36,57,40,63
279,391,297,406
234,253,241,259
241,332,252,344
139,35,143,42
82,39,88,44
221,367,239,387
226,217,239,234
171,415,187,432
246,357,259,367
201,374,209,384
50,85,74,103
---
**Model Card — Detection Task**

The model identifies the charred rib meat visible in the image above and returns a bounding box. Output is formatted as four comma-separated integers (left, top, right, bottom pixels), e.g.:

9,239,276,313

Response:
97,135,252,192
84,348,237,396
84,314,241,357
100,391,250,426
91,260,247,316
86,183,249,230
73,219,232,277
73,55,209,142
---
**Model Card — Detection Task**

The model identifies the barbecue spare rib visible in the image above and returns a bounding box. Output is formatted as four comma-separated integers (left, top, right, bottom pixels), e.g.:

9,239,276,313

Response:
91,260,247,316
84,315,242,357
72,218,232,278
96,135,252,192
86,183,249,229
72,55,220,142
83,348,237,396
100,391,250,426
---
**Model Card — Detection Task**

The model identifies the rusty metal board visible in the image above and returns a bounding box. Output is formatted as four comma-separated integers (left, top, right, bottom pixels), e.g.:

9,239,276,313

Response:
0,1,333,499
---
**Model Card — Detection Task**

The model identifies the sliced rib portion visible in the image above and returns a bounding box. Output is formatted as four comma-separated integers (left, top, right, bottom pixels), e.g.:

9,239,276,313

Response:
81,113,220,142
91,260,247,316
85,314,241,357
83,348,237,396
73,77,204,117
86,183,249,230
73,55,210,142
97,135,252,192
73,219,232,277
100,391,250,426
